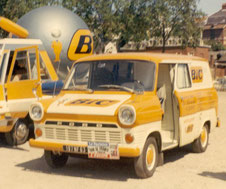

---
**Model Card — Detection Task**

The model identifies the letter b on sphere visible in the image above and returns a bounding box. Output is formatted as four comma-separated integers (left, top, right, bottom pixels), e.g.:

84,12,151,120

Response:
68,29,93,61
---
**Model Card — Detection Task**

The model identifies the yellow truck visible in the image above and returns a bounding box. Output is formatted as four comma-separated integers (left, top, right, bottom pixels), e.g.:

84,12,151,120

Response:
29,53,219,178
0,17,60,145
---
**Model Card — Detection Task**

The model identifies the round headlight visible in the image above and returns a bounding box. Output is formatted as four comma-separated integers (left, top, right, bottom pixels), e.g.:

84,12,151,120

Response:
29,103,44,121
118,105,136,126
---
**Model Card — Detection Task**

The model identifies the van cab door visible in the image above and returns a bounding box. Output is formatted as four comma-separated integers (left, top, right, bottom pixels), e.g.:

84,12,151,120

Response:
5,46,42,112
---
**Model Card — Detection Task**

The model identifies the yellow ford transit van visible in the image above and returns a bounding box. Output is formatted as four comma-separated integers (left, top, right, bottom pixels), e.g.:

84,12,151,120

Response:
0,17,60,145
29,53,219,178
0,39,59,145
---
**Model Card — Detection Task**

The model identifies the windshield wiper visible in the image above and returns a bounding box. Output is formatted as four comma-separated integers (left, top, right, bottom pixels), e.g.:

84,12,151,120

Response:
98,84,134,93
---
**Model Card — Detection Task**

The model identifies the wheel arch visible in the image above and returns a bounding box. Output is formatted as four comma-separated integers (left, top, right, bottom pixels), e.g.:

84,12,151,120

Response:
24,113,35,138
147,131,162,153
204,120,211,133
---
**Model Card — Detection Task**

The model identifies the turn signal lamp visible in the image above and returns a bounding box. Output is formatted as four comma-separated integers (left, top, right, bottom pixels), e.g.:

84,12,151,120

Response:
35,128,42,137
125,133,134,144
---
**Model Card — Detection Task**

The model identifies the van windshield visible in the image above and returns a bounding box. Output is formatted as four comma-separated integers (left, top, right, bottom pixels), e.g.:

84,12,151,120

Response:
64,60,156,92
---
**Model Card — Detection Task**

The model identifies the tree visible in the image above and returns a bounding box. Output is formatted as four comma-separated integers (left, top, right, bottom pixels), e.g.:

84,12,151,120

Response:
149,0,204,52
2,0,59,22
207,40,225,51
72,0,119,53
0,0,60,38
0,0,9,38
0,0,8,15
0,0,205,53
72,0,154,52
115,0,153,51
175,0,205,48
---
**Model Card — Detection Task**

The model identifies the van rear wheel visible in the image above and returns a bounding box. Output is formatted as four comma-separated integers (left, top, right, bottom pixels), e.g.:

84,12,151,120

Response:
192,124,209,153
134,137,158,178
44,150,68,168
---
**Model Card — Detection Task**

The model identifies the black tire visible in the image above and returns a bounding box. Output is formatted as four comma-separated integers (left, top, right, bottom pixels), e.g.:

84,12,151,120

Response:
44,150,68,168
5,120,29,146
192,124,209,153
134,137,158,178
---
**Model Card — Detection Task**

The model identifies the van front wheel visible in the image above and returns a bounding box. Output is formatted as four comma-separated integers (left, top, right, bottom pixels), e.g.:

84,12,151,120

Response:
134,137,158,178
44,150,68,168
192,124,209,153
5,120,29,146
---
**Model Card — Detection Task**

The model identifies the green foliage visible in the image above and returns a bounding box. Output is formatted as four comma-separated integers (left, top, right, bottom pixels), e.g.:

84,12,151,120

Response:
0,0,204,52
206,40,225,51
71,0,119,53
70,0,155,52
0,0,62,38
0,0,8,15
150,0,204,52
3,0,46,22
115,0,153,50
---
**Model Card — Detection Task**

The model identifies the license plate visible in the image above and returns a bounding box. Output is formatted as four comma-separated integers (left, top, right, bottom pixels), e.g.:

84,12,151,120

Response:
88,142,119,160
62,145,88,154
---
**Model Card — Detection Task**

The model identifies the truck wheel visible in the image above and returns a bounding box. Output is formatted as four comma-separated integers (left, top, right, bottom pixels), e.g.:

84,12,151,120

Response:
134,137,158,178
5,120,29,146
192,124,209,153
44,150,68,168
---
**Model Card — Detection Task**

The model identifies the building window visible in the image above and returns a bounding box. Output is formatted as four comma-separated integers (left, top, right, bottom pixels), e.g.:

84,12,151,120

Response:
210,29,215,40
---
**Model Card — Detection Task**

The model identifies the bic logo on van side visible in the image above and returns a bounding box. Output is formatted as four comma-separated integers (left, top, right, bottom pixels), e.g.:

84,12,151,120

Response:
67,29,93,60
191,67,203,83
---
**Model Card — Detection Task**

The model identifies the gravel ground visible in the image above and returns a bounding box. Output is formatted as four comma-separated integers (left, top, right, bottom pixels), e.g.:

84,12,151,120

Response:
0,92,226,189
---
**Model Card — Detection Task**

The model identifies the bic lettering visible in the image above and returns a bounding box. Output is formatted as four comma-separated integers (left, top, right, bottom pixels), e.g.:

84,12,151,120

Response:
191,69,196,80
67,29,93,60
68,99,118,106
75,35,92,54
191,67,203,83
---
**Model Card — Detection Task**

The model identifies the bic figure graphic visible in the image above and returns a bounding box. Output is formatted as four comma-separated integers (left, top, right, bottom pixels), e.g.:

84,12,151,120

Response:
51,40,62,62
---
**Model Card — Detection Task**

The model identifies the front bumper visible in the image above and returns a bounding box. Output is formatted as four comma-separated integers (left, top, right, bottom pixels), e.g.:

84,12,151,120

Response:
29,139,140,158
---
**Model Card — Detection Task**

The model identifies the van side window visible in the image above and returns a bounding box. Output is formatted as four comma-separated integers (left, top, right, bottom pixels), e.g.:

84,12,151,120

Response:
5,51,14,83
39,54,51,80
177,64,191,89
10,51,29,82
29,51,38,80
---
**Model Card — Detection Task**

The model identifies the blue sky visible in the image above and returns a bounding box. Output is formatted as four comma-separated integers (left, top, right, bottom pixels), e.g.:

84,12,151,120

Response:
198,0,225,16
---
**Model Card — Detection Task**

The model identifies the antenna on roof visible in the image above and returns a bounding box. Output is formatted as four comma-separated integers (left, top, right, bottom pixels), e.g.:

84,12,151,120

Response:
0,17,29,38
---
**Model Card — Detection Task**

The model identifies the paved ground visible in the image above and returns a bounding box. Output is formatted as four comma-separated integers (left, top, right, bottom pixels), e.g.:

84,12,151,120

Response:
0,92,226,189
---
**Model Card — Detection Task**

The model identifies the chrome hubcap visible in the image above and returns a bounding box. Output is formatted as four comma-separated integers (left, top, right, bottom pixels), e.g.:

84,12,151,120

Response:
15,123,28,140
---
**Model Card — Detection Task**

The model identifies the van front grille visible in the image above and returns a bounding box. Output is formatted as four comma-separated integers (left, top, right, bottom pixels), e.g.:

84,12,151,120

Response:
44,126,122,143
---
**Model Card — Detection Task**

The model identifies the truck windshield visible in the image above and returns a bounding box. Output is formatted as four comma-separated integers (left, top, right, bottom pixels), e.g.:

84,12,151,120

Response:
64,60,156,92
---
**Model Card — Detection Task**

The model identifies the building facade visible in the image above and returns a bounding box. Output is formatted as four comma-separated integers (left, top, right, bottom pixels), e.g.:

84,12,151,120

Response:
203,3,226,46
